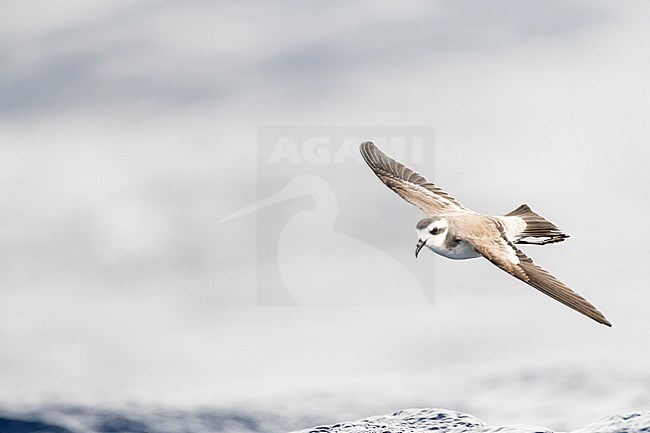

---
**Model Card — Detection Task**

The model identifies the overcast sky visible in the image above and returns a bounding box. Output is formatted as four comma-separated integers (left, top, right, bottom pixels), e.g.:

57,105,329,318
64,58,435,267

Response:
1,1,650,430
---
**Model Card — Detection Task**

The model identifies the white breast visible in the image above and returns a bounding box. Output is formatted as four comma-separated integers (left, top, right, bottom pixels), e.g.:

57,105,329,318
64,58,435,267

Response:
426,240,481,260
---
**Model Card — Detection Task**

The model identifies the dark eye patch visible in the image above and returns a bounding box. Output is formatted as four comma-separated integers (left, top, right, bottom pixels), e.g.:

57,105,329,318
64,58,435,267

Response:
430,226,445,235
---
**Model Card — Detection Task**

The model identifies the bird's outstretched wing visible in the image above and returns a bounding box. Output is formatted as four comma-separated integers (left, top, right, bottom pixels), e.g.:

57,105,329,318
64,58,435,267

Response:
464,220,611,326
360,141,466,215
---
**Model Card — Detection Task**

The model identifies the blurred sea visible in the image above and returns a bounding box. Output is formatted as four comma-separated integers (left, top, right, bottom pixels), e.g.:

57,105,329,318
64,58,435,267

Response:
1,363,648,433
0,406,649,433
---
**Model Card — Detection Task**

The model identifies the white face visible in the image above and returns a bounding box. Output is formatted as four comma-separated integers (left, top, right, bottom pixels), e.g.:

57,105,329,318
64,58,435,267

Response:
416,218,449,248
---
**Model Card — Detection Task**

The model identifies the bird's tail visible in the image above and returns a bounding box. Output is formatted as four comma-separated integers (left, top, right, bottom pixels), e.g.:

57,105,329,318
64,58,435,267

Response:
506,204,569,245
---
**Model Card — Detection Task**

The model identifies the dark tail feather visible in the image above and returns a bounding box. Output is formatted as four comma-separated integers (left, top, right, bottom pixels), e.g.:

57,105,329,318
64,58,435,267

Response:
506,204,569,245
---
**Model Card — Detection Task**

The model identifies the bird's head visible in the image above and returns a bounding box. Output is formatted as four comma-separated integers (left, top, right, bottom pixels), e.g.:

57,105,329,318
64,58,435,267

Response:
415,217,448,258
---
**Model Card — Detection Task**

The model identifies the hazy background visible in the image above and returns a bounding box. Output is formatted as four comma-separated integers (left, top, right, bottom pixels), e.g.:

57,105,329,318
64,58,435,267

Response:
1,1,650,431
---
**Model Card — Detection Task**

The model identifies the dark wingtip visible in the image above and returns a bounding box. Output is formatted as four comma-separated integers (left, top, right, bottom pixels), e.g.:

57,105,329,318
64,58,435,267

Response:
359,141,375,157
359,141,375,152
359,141,380,168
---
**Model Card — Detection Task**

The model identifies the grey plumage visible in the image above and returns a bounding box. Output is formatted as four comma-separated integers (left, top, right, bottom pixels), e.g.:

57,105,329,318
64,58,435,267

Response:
416,218,436,230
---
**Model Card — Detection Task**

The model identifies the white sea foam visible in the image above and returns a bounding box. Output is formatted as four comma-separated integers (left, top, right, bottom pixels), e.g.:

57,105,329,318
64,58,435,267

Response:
291,408,650,433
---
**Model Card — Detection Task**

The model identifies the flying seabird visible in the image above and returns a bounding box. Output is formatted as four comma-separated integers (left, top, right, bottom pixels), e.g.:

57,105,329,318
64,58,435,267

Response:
360,141,611,326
